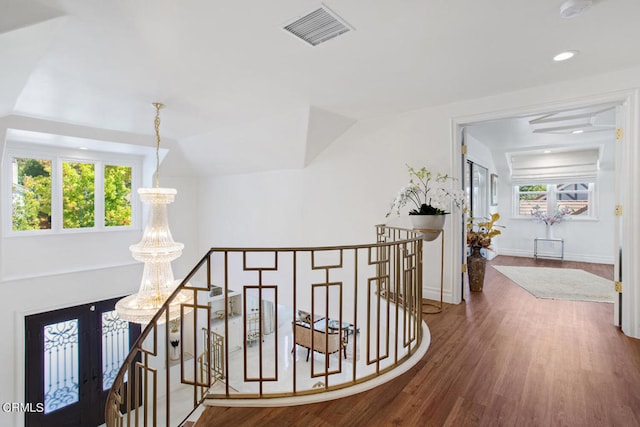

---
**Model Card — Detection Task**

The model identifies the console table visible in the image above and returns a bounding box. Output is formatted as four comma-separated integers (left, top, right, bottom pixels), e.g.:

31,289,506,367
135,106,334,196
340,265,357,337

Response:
534,237,564,261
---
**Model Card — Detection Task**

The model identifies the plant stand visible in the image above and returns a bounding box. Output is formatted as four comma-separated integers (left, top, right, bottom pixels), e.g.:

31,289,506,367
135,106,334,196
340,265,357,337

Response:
417,228,444,314
534,237,564,261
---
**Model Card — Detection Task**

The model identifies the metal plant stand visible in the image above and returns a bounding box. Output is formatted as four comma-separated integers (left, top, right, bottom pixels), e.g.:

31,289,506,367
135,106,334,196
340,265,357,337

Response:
417,228,444,314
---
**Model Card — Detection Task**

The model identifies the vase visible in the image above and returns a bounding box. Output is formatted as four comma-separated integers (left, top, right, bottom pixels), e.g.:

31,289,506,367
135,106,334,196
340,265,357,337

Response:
467,247,486,292
545,224,554,239
169,330,180,361
410,214,446,241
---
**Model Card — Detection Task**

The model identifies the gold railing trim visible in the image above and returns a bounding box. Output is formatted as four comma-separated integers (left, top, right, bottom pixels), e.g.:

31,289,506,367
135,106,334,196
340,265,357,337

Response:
105,226,424,426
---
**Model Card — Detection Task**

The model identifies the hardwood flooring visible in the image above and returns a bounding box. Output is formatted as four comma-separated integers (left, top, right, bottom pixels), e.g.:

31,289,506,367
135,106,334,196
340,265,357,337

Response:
195,256,640,426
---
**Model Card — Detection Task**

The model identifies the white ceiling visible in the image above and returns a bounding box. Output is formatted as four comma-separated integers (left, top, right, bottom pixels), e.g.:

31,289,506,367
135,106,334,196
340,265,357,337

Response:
465,102,617,172
3,0,640,174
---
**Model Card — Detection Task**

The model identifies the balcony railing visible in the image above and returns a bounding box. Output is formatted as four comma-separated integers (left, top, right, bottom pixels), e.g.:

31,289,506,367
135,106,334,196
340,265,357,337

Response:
105,225,426,426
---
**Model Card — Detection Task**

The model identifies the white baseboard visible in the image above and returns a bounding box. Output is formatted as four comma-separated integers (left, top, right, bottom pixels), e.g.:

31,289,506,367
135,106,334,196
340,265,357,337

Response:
422,287,454,304
497,249,614,265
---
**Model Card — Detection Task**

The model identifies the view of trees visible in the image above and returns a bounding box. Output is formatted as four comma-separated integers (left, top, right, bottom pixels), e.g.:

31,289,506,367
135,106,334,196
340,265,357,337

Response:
12,158,132,231
63,162,95,228
517,185,547,199
12,158,52,230
104,165,132,227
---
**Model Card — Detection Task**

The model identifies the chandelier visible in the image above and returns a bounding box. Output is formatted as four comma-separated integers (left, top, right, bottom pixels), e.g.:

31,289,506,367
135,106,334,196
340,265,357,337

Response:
115,103,192,324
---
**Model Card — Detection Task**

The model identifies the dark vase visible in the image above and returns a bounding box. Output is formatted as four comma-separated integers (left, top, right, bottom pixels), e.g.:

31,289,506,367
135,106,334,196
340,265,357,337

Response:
467,246,486,292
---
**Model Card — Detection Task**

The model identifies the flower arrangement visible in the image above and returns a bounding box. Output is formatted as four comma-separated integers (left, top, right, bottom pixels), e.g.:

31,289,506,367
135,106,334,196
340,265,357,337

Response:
466,213,504,249
386,165,465,217
531,205,572,225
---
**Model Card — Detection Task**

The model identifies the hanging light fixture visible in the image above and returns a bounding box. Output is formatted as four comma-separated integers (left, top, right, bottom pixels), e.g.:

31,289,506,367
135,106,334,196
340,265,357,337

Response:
116,103,192,324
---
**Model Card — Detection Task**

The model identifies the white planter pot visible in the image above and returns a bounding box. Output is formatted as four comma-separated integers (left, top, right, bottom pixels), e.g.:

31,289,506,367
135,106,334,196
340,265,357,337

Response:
545,224,554,239
410,215,446,241
169,330,181,360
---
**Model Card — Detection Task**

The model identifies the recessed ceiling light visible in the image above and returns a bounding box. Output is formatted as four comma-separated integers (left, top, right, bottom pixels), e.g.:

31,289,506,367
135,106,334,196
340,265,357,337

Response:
79,146,89,150
543,150,552,154
572,129,584,134
553,50,578,62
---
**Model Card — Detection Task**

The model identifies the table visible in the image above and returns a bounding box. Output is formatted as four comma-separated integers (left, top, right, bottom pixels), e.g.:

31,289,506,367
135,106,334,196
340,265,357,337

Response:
534,237,564,261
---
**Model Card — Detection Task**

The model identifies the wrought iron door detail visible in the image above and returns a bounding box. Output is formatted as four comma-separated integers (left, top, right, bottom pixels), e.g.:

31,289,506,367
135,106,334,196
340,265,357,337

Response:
101,310,130,391
43,319,79,414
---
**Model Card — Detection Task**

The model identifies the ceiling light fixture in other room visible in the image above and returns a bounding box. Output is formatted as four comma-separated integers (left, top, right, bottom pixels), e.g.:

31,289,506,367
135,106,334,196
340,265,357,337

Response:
553,50,578,62
560,0,593,19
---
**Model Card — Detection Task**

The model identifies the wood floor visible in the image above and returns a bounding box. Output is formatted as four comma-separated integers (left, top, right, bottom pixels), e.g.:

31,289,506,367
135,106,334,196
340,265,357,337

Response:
195,256,640,426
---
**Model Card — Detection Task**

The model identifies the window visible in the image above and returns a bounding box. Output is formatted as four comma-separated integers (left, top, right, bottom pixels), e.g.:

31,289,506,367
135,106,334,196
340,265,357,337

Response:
7,146,138,234
63,161,96,229
12,157,52,231
104,165,132,227
514,183,595,218
556,183,590,216
516,185,548,216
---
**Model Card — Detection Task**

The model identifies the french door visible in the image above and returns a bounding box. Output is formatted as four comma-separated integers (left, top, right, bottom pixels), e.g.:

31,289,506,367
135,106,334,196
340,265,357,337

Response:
25,297,140,427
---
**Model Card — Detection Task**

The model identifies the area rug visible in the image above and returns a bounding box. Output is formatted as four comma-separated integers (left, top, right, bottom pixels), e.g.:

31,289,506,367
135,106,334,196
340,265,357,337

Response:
492,265,614,303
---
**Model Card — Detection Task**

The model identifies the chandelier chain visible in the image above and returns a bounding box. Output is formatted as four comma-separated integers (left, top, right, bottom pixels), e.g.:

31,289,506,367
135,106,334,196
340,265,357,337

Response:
152,102,164,188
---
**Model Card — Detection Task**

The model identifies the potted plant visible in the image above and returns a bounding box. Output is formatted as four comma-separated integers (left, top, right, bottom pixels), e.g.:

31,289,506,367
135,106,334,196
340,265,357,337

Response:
386,165,465,240
531,205,572,239
466,213,504,291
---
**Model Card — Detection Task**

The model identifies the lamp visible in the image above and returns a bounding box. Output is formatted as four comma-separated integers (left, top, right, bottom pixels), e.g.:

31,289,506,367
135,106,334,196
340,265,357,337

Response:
115,103,192,324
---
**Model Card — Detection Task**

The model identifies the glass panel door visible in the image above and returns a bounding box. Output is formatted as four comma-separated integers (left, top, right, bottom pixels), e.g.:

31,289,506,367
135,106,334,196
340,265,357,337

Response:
43,319,80,414
25,297,139,427
101,310,130,391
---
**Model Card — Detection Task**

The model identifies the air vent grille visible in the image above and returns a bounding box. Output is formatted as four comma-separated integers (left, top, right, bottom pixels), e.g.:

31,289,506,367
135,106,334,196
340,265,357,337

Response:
283,6,352,46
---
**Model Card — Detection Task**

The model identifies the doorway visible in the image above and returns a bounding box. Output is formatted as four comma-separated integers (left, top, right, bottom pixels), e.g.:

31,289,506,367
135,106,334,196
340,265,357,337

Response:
25,297,140,427
455,97,627,329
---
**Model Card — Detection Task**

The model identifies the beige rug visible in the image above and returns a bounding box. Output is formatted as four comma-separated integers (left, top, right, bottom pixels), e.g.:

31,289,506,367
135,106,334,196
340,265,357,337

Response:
492,265,614,303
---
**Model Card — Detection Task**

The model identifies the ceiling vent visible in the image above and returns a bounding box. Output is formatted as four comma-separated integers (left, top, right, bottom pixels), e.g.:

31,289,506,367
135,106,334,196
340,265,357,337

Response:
283,5,353,46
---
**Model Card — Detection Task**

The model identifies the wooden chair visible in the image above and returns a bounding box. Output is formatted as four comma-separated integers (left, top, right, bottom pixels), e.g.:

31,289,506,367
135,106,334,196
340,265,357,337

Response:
293,321,347,361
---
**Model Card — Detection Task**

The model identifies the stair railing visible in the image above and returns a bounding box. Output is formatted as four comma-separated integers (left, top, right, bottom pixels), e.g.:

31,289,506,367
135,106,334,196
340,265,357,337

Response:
105,226,425,426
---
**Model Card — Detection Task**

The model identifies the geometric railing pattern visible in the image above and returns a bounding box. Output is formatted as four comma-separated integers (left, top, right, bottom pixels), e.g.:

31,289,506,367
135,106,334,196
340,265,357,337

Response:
105,225,424,426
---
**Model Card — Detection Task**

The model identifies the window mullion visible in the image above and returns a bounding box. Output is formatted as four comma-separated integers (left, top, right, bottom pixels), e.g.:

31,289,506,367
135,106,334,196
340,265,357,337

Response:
52,157,62,232
95,162,105,230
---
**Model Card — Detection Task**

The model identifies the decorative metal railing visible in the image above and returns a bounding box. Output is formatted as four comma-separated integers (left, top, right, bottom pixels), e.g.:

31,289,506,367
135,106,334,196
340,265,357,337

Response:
105,225,424,426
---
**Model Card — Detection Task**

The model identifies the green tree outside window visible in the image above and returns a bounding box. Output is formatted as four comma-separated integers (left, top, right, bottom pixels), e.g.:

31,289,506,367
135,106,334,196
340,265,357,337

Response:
12,157,133,231
12,158,52,231
104,165,132,226
63,162,95,228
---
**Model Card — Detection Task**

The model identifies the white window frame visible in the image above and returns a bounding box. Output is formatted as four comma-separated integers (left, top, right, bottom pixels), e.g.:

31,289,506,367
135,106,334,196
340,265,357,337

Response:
512,182,597,220
4,143,142,236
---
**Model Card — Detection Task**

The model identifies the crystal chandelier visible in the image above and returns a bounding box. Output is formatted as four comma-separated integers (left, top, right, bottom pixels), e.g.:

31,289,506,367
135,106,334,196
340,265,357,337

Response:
116,103,192,324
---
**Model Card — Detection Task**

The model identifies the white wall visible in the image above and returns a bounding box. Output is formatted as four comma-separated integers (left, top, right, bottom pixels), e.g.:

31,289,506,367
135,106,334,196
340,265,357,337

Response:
496,168,615,264
198,107,460,302
198,65,640,336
